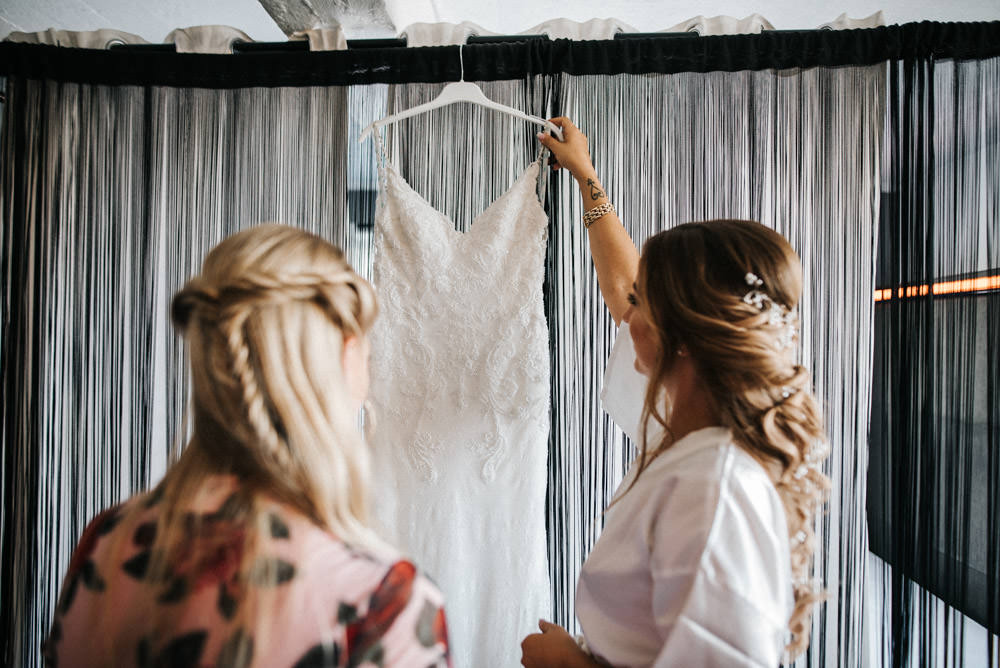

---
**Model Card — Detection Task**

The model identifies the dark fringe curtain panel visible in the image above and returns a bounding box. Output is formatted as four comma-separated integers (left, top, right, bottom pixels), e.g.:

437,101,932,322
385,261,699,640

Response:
867,53,1000,666
0,80,362,665
2,22,999,668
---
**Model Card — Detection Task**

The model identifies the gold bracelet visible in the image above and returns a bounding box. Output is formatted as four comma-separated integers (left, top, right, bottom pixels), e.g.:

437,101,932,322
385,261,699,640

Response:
583,201,615,228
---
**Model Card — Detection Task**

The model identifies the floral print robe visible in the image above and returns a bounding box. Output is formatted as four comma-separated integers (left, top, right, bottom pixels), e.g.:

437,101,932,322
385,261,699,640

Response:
43,476,450,668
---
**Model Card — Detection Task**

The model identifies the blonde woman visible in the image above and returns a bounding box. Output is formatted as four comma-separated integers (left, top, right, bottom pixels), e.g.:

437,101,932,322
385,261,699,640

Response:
44,225,450,667
522,120,829,667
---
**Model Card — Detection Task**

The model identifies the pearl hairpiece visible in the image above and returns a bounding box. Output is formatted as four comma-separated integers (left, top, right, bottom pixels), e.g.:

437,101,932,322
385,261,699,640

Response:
742,272,797,350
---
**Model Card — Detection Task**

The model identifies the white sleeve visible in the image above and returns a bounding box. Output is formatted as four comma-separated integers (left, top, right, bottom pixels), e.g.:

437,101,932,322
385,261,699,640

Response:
650,572,783,668
600,322,647,443
648,472,789,668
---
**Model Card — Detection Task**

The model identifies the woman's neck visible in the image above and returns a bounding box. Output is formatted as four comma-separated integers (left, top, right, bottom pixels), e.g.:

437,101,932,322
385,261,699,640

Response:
664,360,720,443
667,400,719,443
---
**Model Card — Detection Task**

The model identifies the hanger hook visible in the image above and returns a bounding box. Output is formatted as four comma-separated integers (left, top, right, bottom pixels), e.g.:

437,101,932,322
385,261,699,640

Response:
459,44,465,82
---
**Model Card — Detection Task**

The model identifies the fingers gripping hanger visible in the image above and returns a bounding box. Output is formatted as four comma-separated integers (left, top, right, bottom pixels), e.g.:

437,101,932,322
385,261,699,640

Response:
359,44,563,142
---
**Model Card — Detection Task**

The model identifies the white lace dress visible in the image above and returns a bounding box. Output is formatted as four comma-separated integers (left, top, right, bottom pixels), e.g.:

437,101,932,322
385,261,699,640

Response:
367,139,552,668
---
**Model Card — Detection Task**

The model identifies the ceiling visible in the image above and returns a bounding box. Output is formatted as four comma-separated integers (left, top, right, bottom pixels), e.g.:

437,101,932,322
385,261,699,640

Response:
2,0,998,43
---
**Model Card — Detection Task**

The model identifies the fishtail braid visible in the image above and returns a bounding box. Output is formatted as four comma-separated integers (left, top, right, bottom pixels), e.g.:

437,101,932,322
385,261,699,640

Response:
219,300,292,469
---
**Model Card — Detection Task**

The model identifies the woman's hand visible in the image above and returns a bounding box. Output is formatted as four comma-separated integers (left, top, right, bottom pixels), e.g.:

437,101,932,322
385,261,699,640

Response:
536,117,597,182
520,620,599,668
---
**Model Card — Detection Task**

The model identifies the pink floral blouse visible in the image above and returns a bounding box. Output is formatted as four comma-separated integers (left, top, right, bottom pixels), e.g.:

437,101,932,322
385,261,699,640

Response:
43,476,450,667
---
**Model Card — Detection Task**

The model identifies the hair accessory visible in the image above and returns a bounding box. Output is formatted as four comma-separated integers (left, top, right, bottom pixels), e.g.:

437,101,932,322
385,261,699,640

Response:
583,201,615,228
742,272,797,349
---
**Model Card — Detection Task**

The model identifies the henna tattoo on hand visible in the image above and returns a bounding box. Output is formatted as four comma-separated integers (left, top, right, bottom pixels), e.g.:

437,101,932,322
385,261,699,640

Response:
586,178,605,201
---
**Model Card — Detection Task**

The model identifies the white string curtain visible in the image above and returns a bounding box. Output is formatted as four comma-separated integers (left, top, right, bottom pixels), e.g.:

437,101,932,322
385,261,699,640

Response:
0,79,360,668
376,78,571,653
379,65,883,666
552,68,884,667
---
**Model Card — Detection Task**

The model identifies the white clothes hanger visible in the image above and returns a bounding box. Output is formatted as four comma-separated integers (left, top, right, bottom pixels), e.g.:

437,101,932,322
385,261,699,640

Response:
359,44,563,142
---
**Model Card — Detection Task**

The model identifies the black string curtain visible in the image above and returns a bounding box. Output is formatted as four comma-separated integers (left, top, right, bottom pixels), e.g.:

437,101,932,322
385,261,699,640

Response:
867,52,1000,666
3,22,1000,668
0,79,359,667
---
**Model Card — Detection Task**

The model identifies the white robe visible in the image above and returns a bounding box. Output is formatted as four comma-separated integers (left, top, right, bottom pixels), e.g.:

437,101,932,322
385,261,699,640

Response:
576,323,794,667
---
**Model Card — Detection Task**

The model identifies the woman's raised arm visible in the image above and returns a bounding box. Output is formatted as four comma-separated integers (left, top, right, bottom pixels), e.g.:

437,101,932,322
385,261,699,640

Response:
537,118,639,326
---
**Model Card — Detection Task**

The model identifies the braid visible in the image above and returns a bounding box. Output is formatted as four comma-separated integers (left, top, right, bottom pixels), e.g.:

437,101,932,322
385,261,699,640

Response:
219,304,291,468
215,269,375,335
171,282,220,330
174,264,376,472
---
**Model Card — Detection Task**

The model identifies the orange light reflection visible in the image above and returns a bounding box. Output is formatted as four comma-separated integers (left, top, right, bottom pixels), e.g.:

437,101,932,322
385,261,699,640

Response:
874,275,1000,302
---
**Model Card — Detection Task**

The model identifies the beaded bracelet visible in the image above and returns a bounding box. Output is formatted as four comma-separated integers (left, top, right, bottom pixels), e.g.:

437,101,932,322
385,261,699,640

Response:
583,201,615,228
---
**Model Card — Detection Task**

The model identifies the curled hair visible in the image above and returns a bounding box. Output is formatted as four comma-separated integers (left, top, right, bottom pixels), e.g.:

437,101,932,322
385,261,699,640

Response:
635,219,830,659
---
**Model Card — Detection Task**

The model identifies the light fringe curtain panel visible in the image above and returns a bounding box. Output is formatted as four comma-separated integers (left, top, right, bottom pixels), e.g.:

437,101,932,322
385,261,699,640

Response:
552,68,883,667
0,79,359,667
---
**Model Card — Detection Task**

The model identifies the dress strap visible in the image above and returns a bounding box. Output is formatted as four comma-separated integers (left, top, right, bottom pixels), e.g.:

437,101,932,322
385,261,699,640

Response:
534,145,550,207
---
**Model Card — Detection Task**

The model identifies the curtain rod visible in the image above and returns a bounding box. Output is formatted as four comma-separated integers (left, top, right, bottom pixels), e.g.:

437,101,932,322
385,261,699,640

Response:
108,29,874,54
1,21,997,89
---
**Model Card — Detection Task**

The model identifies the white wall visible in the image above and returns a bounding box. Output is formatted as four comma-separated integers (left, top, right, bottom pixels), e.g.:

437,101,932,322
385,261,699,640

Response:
0,0,286,42
3,0,999,43
386,0,1000,34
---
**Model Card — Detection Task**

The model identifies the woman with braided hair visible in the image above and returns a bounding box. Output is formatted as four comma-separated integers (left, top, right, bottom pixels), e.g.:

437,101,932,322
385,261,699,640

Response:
44,225,450,667
522,120,830,667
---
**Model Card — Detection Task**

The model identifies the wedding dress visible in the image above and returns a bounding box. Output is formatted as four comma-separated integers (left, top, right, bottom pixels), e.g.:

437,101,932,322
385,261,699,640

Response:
367,136,552,668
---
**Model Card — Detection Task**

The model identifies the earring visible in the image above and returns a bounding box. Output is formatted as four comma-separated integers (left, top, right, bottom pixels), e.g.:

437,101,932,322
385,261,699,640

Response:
362,399,377,439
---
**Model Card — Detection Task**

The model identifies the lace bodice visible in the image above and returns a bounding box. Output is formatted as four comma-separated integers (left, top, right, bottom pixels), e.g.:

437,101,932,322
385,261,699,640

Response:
371,162,549,482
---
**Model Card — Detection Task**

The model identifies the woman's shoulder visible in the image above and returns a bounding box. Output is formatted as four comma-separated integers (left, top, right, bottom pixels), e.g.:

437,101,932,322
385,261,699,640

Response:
280,513,449,664
645,428,791,611
81,482,443,607
644,426,779,499
294,522,434,591
632,426,742,499
641,427,788,555
262,501,440,593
